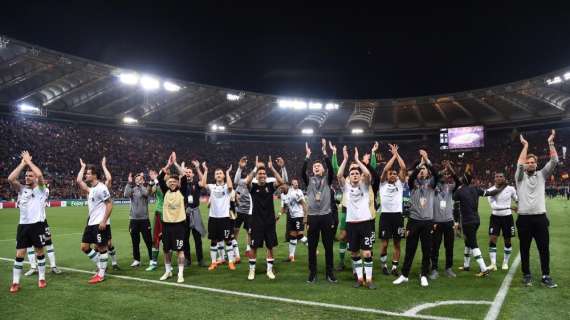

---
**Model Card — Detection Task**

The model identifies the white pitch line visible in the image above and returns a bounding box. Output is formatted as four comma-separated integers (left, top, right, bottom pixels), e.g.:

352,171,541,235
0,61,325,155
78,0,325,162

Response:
404,300,492,316
0,232,83,242
484,253,521,320
0,257,462,320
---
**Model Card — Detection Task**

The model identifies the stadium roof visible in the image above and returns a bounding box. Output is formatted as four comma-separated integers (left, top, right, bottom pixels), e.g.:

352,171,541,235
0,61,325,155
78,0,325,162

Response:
0,36,569,137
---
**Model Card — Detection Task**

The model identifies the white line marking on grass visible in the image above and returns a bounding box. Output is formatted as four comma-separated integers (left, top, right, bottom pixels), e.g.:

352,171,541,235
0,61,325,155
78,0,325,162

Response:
0,232,82,242
484,253,521,320
404,300,492,316
0,257,462,320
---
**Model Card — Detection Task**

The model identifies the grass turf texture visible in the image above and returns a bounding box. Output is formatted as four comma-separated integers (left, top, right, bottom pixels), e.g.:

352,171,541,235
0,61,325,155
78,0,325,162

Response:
0,199,568,320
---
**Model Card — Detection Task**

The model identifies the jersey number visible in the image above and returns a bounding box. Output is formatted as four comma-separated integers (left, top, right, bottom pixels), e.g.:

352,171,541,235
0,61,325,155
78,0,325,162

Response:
176,240,184,249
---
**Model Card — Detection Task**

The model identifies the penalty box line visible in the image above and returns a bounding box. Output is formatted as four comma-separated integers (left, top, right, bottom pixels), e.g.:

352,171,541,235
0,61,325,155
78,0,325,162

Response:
0,257,462,320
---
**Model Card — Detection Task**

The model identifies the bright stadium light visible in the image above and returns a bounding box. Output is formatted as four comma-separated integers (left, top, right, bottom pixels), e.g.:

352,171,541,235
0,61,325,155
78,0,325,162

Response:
122,116,139,124
163,81,181,92
301,128,314,135
218,125,226,131
351,128,364,135
325,103,339,110
140,75,160,90
546,76,562,85
278,99,307,110
227,93,241,101
564,72,570,81
18,103,39,113
212,124,218,131
308,102,322,110
211,124,226,132
119,72,139,85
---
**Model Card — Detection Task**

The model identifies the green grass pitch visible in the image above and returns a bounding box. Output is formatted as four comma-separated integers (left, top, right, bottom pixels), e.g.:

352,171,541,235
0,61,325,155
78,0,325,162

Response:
0,199,568,320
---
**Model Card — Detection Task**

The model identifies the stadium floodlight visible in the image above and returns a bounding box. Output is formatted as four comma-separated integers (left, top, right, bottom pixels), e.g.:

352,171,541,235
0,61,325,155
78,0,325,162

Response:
325,103,339,110
119,72,139,85
564,72,570,81
122,116,139,124
18,103,39,113
140,75,160,90
301,128,314,135
278,99,307,110
227,93,241,101
309,102,322,110
163,81,181,92
218,125,226,131
211,124,226,132
546,76,562,85
212,124,218,131
351,128,364,135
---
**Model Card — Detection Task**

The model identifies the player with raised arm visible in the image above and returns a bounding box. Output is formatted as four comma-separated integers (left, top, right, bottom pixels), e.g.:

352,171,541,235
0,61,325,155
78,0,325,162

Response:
394,149,437,287
157,152,188,283
200,161,236,271
338,146,377,289
77,158,113,284
124,172,153,268
245,156,284,280
486,172,518,272
303,140,337,284
515,131,559,288
8,151,49,292
282,178,307,262
378,144,407,277
234,156,253,261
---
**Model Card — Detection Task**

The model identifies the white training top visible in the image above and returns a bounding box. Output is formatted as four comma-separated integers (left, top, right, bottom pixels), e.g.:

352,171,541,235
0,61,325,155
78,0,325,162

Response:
207,183,230,218
379,179,404,213
17,185,49,224
88,182,111,226
487,185,518,216
285,188,305,218
344,181,373,222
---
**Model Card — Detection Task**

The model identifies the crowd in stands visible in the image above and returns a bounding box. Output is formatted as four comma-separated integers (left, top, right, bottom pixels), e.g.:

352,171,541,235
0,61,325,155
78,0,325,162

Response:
1,116,568,200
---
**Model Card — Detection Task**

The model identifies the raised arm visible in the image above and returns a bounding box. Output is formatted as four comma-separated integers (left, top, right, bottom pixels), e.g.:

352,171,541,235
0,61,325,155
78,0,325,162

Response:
226,165,234,191
124,173,134,198
337,146,349,186
101,156,112,188
268,156,284,187
191,160,203,181
381,145,398,182
7,157,26,191
245,156,258,187
234,157,247,185
76,158,90,193
199,162,208,188
302,143,311,186
21,151,45,187
517,134,529,166
541,129,559,178
354,147,371,184
276,157,288,183
396,151,407,181
329,141,339,175
370,141,379,170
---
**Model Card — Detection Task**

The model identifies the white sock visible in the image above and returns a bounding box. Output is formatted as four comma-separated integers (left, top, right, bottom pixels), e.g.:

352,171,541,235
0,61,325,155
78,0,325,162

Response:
489,245,497,265
246,244,251,252
232,239,240,258
178,265,184,277
463,247,471,267
217,242,225,262
109,248,117,265
46,244,57,267
226,244,235,263
249,259,256,271
266,259,274,272
27,248,37,269
364,257,373,282
504,246,512,265
37,255,46,280
472,248,487,272
86,249,99,266
165,263,172,273
353,258,363,280
289,239,297,257
210,246,217,263
13,258,23,284
98,252,108,277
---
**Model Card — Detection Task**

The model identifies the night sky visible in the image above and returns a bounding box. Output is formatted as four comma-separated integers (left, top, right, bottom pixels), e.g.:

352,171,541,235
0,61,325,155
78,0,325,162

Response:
2,1,570,99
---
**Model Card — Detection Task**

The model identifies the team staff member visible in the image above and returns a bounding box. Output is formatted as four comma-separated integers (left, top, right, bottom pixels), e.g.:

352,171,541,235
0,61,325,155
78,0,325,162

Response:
124,172,153,268
302,140,337,284
515,131,558,288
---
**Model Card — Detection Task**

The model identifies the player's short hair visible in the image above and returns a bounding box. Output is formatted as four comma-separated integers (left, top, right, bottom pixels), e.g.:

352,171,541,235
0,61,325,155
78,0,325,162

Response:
85,164,100,178
168,174,179,181
312,160,323,166
495,172,505,176
349,167,362,174
257,167,266,173
526,154,538,162
214,168,225,174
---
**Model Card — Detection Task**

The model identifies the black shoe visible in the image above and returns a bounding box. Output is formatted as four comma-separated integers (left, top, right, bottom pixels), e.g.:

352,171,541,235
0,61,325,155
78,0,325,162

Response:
382,265,390,275
391,268,400,277
353,280,363,288
366,281,377,290
541,276,558,288
198,260,208,268
523,274,533,287
185,260,192,267
326,273,338,284
306,273,317,284
112,264,121,271
335,263,345,271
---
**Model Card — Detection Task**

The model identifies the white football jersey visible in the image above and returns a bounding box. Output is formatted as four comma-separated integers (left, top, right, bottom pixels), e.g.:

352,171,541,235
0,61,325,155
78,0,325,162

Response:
207,184,230,218
87,182,111,225
285,188,305,218
487,185,518,216
17,185,49,224
379,179,404,213
344,181,373,222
